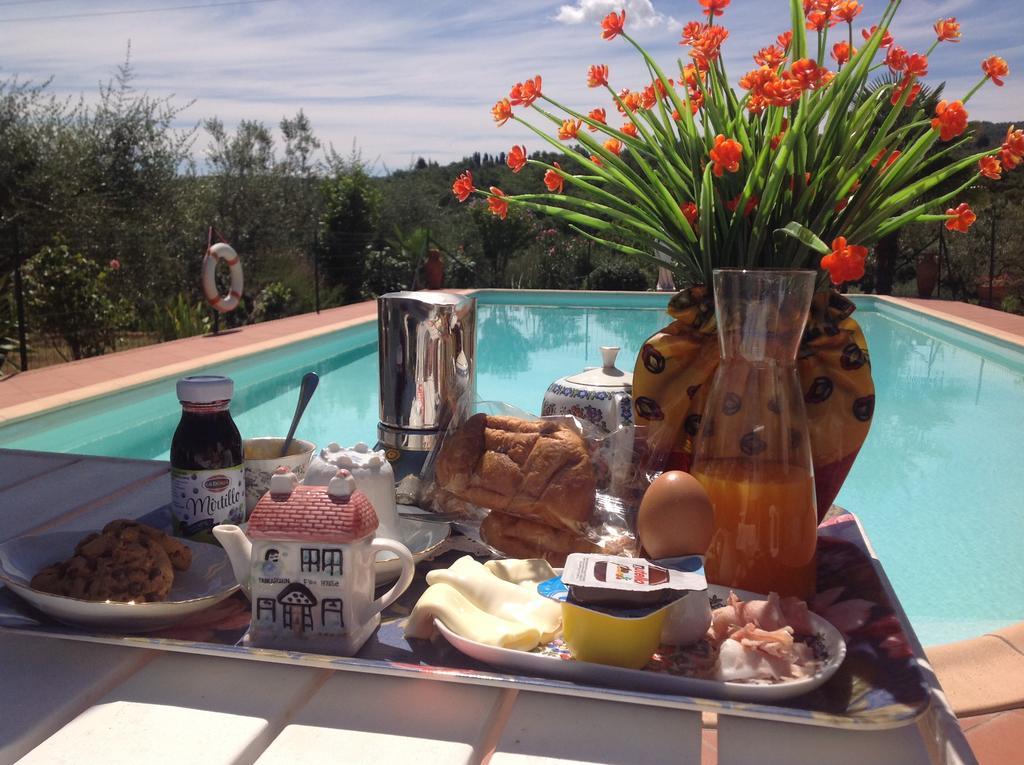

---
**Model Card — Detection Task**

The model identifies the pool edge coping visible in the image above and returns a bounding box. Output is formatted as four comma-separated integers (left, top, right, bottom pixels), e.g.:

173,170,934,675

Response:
865,295,1024,350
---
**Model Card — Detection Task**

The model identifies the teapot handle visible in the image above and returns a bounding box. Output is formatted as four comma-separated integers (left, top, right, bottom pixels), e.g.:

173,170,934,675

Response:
369,538,415,616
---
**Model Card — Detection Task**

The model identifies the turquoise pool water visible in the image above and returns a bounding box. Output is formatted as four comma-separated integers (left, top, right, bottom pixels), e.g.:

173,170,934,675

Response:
2,291,1022,646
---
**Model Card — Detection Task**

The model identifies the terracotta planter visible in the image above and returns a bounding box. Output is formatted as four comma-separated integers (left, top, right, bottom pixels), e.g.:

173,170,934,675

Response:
916,253,939,298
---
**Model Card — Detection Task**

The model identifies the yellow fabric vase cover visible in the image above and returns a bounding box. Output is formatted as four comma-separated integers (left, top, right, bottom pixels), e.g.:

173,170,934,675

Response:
632,288,874,521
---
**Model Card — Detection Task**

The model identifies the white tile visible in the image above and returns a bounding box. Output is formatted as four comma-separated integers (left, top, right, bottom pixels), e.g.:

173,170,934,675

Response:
0,459,166,541
716,715,932,765
0,450,79,492
490,692,702,764
256,674,503,765
17,652,326,765
0,634,153,764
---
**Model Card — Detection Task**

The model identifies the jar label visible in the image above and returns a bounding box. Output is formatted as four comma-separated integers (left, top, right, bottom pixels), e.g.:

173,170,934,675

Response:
171,466,245,538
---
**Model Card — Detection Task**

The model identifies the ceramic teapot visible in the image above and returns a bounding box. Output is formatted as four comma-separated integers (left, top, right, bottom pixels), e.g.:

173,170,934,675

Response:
213,468,414,656
541,346,633,433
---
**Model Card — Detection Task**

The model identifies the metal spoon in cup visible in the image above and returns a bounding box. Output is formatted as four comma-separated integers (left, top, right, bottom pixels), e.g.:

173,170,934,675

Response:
280,372,319,457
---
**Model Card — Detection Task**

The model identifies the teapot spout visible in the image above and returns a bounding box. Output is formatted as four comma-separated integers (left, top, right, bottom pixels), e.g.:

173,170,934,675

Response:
212,524,252,598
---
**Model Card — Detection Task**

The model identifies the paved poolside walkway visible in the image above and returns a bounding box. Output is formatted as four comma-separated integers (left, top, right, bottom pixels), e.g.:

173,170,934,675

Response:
0,299,378,424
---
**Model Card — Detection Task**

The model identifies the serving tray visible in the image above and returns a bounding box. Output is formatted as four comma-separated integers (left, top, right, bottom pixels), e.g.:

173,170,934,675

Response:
0,509,931,731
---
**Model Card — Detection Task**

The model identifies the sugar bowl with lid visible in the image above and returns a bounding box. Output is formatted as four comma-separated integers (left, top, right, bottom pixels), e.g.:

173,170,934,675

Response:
541,346,633,433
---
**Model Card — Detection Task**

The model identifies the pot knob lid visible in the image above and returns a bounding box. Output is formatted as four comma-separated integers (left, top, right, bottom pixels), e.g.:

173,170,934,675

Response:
563,346,633,388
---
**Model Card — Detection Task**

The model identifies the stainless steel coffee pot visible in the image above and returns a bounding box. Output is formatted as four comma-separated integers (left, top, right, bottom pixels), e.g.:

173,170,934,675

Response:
375,291,476,478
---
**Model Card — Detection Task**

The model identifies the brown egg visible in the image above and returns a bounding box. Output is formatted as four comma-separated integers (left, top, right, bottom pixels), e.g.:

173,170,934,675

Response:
637,470,715,559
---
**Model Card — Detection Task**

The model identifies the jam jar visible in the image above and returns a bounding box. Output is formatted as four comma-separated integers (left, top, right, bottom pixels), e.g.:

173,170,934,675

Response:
171,375,245,542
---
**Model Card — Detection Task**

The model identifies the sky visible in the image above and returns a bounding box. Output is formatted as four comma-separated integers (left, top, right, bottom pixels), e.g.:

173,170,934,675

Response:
2,0,1021,174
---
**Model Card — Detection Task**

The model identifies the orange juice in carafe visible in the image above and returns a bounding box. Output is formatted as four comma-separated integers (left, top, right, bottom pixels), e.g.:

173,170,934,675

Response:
691,459,817,599
689,269,821,600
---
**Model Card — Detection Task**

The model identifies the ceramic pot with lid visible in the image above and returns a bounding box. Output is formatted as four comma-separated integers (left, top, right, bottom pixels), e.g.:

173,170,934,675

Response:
541,346,633,434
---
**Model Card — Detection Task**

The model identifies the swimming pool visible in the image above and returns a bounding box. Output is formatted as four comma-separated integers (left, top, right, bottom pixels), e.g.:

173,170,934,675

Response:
2,291,1021,646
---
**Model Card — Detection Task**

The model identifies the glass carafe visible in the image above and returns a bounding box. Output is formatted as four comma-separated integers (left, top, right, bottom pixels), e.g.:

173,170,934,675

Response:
689,269,818,599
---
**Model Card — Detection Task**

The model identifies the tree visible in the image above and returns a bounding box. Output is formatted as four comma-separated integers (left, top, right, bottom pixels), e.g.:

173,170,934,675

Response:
317,149,381,302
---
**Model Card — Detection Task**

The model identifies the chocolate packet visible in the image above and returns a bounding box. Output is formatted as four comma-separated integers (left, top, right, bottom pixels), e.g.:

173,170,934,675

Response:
559,553,706,609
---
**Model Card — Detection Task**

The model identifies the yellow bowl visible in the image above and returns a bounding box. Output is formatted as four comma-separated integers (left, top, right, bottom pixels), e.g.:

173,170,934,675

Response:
560,600,669,670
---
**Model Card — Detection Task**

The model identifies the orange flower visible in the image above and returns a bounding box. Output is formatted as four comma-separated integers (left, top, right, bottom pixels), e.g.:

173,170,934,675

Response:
1001,126,1024,170
806,11,832,32
686,87,705,113
601,9,626,40
681,21,705,45
778,30,793,49
507,145,527,173
589,154,603,167
587,107,607,131
604,138,623,156
763,75,802,107
821,237,867,285
509,76,542,107
934,17,960,43
680,62,703,88
885,46,908,72
619,89,642,113
492,99,513,126
931,100,968,142
544,162,564,193
709,134,743,176
979,156,1002,180
871,149,900,172
754,45,787,68
790,58,828,90
452,170,475,202
621,122,638,137
831,41,855,65
835,1,862,23
699,0,730,17
679,201,698,227
905,53,928,78
691,25,729,64
891,75,921,107
488,187,509,219
944,203,976,233
558,119,582,140
726,195,759,215
861,25,893,48
587,64,609,88
982,56,1009,87
640,85,657,110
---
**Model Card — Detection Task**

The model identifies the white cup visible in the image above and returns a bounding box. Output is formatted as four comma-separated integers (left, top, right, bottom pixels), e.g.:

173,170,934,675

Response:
243,437,317,514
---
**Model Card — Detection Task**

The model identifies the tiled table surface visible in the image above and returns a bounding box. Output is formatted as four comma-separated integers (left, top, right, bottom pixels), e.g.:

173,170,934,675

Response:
0,449,979,765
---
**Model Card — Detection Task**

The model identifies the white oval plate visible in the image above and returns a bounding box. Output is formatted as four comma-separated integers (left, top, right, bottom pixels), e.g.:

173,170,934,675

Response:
376,510,450,585
435,585,846,703
0,531,239,633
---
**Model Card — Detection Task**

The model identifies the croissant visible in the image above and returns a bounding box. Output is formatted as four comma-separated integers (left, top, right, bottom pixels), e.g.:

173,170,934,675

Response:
436,414,597,531
436,414,599,565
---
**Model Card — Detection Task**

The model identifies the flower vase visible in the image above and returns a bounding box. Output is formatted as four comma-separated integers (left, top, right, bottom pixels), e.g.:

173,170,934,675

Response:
689,269,819,599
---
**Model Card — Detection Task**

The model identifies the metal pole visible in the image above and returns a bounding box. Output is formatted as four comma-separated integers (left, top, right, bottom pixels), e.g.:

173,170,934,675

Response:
988,213,996,308
314,236,321,314
11,224,28,371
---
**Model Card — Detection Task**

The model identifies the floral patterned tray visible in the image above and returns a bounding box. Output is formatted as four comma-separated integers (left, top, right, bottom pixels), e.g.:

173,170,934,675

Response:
0,510,931,731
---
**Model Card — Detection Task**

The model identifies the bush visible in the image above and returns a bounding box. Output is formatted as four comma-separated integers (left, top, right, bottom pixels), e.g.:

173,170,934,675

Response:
250,281,295,323
583,258,652,291
22,244,125,359
149,293,211,341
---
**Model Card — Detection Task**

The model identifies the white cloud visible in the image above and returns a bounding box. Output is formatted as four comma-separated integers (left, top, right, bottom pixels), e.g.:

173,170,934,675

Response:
554,0,675,30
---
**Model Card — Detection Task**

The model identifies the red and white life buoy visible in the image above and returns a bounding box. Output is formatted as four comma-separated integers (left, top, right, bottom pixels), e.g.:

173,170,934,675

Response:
202,243,243,313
